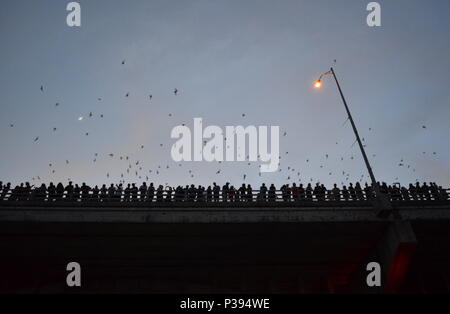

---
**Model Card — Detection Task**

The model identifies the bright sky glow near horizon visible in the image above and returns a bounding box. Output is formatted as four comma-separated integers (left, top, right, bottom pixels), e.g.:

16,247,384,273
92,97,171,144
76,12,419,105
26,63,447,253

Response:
0,0,449,188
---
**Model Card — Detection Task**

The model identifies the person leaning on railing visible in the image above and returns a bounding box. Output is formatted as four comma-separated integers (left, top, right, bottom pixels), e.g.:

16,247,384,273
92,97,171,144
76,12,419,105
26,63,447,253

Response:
206,186,212,202
364,183,373,201
268,184,276,202
212,183,220,202
139,182,147,201
246,184,253,202
147,183,155,202
238,184,246,201
166,186,173,202
332,184,340,201
155,185,164,202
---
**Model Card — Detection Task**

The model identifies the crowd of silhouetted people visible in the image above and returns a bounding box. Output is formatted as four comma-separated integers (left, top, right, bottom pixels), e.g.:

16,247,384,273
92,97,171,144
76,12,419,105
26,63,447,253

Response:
0,180,448,203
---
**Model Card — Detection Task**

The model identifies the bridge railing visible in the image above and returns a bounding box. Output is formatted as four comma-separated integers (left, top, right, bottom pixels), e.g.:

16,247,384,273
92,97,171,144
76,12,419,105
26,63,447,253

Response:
0,188,448,205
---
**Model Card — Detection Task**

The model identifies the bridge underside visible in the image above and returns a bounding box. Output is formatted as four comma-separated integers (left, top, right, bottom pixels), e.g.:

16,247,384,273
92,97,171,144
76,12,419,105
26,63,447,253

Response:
0,204,449,293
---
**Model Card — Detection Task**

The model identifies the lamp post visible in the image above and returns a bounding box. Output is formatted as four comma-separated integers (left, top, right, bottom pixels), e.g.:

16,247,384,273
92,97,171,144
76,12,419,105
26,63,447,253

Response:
314,67,391,216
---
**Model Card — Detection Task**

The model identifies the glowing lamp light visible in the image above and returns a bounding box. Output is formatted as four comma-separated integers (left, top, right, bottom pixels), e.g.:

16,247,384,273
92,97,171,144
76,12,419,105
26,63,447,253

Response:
314,80,322,88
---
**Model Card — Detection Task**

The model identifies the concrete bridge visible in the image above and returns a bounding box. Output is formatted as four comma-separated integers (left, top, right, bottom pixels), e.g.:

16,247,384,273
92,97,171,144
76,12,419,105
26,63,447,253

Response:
0,200,449,293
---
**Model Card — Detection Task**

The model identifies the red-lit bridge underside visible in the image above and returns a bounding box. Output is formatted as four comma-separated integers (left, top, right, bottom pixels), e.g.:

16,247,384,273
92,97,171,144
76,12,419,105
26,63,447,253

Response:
0,201,449,293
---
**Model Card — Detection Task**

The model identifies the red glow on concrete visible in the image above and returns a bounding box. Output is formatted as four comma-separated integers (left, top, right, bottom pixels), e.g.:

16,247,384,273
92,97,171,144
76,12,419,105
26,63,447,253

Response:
385,243,417,293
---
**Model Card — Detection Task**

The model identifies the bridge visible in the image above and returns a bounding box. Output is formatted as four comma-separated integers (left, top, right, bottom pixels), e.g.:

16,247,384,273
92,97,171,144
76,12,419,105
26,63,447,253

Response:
0,192,449,293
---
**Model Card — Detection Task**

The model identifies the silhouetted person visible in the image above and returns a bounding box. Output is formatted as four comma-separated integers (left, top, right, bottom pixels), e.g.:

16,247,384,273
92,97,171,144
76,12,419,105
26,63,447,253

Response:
188,184,196,202
260,183,267,202
2,181,8,195
320,184,327,201
10,184,20,201
184,185,189,201
197,185,205,202
355,182,363,201
47,182,56,201
81,183,91,200
23,182,32,201
56,182,64,201
92,185,100,200
385,184,392,198
174,186,183,202
268,184,276,202
206,186,212,202
401,185,410,201
105,184,114,200
74,184,81,201
313,183,320,201
380,182,389,197
65,182,74,201
139,182,147,201
35,184,47,201
156,185,164,202
281,184,289,202
238,184,246,202
213,183,220,202
421,182,431,201
391,185,401,201
292,183,299,201
1,182,11,201
12,183,22,201
247,184,253,202
229,186,236,202
409,184,417,200
222,183,229,202
430,182,439,201
166,186,173,202
180,185,186,201
115,184,123,201
131,183,138,201
101,184,108,201
124,184,131,201
306,183,313,201
348,183,356,201
420,182,431,201
439,186,448,201
415,182,422,200
298,184,305,201
342,185,349,201
364,183,373,201
280,184,286,201
0,182,4,201
332,184,340,201
147,183,155,202
19,183,27,201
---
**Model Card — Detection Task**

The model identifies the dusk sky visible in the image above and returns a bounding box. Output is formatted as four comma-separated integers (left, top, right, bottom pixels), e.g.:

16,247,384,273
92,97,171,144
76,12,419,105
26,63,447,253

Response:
0,0,449,188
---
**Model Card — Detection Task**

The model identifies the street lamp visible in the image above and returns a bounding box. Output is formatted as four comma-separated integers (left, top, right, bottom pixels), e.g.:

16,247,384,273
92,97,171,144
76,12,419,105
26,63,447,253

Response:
313,71,331,89
314,67,392,217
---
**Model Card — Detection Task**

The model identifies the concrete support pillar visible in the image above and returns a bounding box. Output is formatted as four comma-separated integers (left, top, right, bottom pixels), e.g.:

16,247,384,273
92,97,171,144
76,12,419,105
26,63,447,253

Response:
345,220,417,293
378,221,417,293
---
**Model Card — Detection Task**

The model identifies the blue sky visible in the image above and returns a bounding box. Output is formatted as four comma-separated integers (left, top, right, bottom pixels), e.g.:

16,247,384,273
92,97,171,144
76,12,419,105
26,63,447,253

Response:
0,0,449,188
